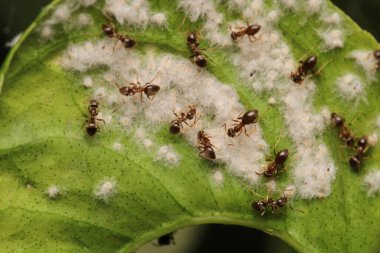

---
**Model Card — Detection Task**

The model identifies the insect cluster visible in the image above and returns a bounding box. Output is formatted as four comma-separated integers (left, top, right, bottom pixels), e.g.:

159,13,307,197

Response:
81,19,377,219
331,113,373,172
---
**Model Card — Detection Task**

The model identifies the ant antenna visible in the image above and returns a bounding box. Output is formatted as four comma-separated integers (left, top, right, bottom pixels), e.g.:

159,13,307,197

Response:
246,187,265,199
314,58,334,76
146,72,159,85
289,206,305,214
272,127,285,151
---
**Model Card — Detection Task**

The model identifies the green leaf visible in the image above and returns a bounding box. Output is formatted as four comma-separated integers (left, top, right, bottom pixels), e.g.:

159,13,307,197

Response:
1,0,380,252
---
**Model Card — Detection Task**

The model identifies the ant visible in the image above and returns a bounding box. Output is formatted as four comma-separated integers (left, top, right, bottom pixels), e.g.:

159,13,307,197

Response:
223,110,259,138
230,21,261,42
84,99,105,136
256,149,289,178
186,31,207,68
197,130,216,160
102,24,136,49
169,105,198,134
330,112,355,147
374,50,380,71
250,188,302,216
349,136,369,172
114,75,160,101
290,56,318,84
156,233,175,246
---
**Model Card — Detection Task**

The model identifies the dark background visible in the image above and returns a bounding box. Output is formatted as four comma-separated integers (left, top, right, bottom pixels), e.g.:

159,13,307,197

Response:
0,1,379,252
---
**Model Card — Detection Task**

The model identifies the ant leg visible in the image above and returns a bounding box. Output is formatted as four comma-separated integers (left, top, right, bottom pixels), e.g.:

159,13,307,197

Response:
81,120,87,129
222,123,228,131
246,188,265,198
96,118,106,124
244,126,250,136
112,40,119,52
190,113,200,127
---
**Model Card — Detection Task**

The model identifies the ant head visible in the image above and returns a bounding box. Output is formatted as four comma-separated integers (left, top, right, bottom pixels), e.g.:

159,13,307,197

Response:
227,128,236,137
291,73,303,84
251,200,266,213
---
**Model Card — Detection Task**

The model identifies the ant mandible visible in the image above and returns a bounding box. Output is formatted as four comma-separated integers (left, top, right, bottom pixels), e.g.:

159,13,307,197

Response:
84,99,105,136
114,74,160,101
197,130,216,160
223,110,258,138
169,105,198,134
102,24,136,49
230,21,261,42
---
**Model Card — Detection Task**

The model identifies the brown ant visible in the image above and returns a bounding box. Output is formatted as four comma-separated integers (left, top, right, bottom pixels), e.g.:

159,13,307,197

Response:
114,75,160,101
169,105,198,134
349,136,369,172
230,21,261,42
84,99,105,136
186,31,207,68
374,50,380,71
197,130,216,160
291,54,333,84
102,24,136,49
256,149,289,178
223,110,259,138
156,233,175,246
291,56,318,84
330,112,355,147
250,188,302,216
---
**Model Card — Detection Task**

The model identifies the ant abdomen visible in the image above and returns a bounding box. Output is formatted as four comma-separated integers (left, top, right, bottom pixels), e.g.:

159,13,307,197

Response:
143,84,160,98
203,147,216,160
304,56,318,70
274,149,288,164
169,123,181,135
246,24,261,36
121,38,136,49
241,109,258,125
86,123,97,136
